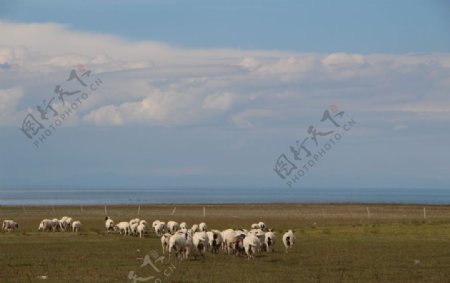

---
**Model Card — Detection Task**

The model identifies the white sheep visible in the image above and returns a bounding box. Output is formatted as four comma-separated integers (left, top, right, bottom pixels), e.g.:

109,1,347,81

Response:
191,224,199,232
221,228,236,253
258,222,266,231
137,223,147,238
2,220,18,232
168,231,189,260
161,233,172,253
167,221,179,234
222,229,245,256
52,218,61,231
180,222,188,230
251,223,260,229
61,216,73,231
105,216,115,233
59,216,68,231
72,220,81,232
192,231,209,257
243,234,261,259
38,219,53,232
198,222,207,232
129,218,140,227
249,229,265,247
282,230,295,253
235,229,248,236
206,230,223,253
130,222,139,236
115,222,131,236
264,230,276,252
139,220,148,227
154,222,166,236
152,220,161,228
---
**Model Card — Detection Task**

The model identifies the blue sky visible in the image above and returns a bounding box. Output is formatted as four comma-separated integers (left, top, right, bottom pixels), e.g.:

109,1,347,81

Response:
1,0,450,53
0,1,449,189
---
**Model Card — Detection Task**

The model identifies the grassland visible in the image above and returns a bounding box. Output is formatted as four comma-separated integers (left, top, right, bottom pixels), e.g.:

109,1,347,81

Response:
1,204,450,283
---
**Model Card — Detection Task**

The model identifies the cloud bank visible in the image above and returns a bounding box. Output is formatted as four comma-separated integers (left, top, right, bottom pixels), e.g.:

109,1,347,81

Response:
1,20,449,132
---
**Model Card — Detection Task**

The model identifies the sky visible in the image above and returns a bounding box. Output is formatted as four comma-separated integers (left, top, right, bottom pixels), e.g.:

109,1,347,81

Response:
0,0,449,189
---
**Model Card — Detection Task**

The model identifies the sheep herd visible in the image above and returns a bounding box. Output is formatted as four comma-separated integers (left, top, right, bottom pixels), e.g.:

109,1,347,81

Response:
105,217,296,260
1,217,81,233
37,216,82,232
1,217,296,260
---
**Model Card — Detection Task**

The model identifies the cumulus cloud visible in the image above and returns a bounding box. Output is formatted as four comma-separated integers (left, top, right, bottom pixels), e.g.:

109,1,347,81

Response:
0,20,449,132
322,53,366,68
202,92,234,110
239,57,259,69
83,105,123,126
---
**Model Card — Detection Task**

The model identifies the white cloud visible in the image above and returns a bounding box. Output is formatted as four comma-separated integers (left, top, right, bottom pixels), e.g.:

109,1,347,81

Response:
322,53,366,68
239,57,259,69
202,92,234,110
0,20,449,131
83,105,123,126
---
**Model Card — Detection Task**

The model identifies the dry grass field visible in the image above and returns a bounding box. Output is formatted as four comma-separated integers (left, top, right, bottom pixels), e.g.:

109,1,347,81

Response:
1,204,450,283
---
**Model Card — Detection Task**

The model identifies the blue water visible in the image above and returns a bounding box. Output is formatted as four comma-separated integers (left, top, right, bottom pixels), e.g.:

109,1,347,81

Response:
0,187,449,205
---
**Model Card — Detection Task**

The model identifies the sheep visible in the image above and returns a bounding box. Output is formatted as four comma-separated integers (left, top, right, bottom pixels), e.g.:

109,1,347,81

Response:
206,230,223,253
154,222,166,236
258,222,266,231
130,222,139,236
191,224,199,232
198,222,207,232
235,229,248,236
249,229,265,249
192,231,209,257
180,222,188,230
57,219,66,231
184,233,195,259
59,216,68,231
72,220,81,232
222,229,245,256
161,233,172,253
105,216,115,233
251,223,260,229
139,220,148,227
2,220,18,232
137,223,147,238
129,218,140,227
167,221,179,234
61,216,73,231
178,227,188,234
243,234,261,259
38,219,54,232
168,231,189,260
115,222,131,236
221,228,236,253
52,218,62,231
282,230,296,253
152,220,161,228
38,218,61,232
264,230,276,252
